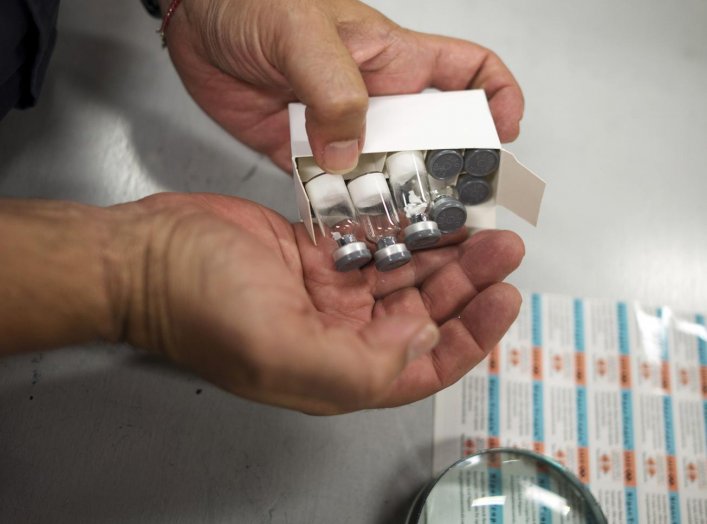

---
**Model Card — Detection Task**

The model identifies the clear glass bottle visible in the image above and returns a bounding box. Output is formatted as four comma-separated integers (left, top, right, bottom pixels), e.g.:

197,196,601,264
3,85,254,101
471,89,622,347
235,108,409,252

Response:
463,148,500,177
426,149,464,181
304,172,372,272
385,151,441,250
347,171,412,272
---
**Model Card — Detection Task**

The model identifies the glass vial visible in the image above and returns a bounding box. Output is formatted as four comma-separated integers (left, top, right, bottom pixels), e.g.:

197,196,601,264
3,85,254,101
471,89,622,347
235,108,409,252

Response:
463,148,500,177
426,149,464,181
427,175,468,233
347,171,412,272
385,151,441,250
304,173,372,272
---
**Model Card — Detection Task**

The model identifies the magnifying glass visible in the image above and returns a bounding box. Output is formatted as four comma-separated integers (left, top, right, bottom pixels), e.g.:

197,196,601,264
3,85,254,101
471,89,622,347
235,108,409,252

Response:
407,448,607,523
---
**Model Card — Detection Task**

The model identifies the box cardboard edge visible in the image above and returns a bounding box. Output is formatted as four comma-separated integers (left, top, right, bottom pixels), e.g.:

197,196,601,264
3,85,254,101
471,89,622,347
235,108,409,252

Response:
497,149,546,226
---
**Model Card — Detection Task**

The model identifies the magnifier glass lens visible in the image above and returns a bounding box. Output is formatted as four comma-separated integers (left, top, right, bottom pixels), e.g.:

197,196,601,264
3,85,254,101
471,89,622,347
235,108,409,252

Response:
409,449,607,524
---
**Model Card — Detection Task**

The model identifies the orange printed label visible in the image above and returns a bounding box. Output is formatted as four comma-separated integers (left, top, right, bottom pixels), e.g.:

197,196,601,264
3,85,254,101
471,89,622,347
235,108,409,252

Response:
599,453,612,475
532,347,543,380
620,355,632,388
701,366,707,399
488,346,500,374
488,437,500,449
661,362,671,393
667,456,679,491
623,451,637,487
577,448,590,484
575,353,586,386
463,438,477,456
686,462,698,483
533,442,544,454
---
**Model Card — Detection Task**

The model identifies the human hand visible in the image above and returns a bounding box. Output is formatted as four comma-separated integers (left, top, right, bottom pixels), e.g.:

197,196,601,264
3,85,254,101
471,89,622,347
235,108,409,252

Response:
161,0,524,173
115,193,524,414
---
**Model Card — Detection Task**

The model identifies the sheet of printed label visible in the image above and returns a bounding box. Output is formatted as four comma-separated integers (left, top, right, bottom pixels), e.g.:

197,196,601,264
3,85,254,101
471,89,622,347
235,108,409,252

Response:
433,292,707,524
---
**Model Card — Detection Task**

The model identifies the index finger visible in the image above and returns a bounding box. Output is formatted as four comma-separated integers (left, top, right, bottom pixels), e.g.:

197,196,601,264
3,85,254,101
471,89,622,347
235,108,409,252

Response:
375,282,522,408
417,33,525,142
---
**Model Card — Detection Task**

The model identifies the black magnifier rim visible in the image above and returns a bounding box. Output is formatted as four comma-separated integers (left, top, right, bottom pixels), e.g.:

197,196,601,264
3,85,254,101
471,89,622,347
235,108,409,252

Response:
406,447,607,524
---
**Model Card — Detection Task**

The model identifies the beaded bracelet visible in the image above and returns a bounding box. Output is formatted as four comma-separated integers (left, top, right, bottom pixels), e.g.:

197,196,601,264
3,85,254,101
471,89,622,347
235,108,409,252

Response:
158,0,183,47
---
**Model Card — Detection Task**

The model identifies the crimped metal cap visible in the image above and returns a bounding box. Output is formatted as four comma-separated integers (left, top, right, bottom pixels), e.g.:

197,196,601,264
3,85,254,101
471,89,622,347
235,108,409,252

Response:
374,243,412,272
463,149,500,177
404,221,441,250
333,241,372,272
431,196,467,233
426,149,464,181
457,174,492,205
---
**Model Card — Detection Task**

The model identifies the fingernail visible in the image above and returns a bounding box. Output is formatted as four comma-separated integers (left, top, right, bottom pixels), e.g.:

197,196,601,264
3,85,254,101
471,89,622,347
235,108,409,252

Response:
406,323,440,364
322,140,359,174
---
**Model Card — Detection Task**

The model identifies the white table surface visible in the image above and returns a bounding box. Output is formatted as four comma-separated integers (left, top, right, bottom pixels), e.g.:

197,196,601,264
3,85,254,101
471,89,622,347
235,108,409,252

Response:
1,1,705,522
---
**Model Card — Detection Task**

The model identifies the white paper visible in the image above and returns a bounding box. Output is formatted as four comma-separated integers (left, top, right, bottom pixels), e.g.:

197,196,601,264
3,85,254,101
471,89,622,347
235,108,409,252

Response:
433,291,707,524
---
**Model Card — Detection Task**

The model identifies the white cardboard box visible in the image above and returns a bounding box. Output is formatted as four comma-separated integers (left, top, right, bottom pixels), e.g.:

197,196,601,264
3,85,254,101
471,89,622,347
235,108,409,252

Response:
288,90,545,243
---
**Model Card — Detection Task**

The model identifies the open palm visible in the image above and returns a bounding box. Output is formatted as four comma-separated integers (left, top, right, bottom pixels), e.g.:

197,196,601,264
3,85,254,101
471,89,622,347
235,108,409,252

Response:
131,193,523,414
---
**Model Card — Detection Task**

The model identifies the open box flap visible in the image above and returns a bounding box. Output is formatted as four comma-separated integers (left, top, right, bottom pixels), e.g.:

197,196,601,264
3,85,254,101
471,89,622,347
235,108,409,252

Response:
496,150,546,226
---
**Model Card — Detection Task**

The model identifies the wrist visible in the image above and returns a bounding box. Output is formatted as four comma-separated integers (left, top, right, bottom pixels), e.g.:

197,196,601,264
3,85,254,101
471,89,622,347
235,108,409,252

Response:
102,198,179,354
105,195,205,356
100,202,153,349
0,199,148,354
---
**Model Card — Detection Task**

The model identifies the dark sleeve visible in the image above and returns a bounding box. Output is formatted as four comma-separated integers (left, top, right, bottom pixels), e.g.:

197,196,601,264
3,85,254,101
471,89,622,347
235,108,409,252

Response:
0,0,60,120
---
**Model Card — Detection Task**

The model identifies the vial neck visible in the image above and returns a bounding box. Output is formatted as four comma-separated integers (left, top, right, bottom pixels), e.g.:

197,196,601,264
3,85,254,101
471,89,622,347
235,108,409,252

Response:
336,233,358,247
376,236,397,250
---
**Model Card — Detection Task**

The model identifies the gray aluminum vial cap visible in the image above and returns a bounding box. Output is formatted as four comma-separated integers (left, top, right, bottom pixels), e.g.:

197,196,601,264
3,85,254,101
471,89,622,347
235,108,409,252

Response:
463,149,500,177
431,196,467,233
333,242,372,272
426,149,464,180
457,174,492,205
374,243,412,272
404,221,441,250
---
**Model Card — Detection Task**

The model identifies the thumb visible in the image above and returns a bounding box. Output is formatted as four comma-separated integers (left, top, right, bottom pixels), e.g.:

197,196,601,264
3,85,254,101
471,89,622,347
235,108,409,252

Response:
278,12,368,174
